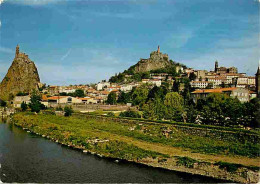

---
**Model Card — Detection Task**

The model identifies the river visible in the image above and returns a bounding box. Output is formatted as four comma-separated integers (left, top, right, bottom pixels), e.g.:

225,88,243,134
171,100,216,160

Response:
0,123,227,183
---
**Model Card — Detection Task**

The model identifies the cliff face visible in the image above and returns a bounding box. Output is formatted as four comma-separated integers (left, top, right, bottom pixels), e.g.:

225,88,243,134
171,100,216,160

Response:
133,50,172,73
0,46,40,100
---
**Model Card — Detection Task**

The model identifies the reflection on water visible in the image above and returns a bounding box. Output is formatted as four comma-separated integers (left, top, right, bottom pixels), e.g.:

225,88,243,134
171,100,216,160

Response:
0,123,227,183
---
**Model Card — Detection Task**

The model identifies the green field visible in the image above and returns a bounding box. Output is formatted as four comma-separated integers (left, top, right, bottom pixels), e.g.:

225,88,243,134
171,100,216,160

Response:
12,112,260,161
11,112,260,182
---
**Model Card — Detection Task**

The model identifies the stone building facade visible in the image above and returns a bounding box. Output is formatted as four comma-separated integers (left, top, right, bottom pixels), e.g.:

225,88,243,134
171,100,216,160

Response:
256,65,260,97
214,61,238,74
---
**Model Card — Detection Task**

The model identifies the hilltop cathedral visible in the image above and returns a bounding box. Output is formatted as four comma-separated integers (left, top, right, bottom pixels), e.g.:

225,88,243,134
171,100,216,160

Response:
214,61,238,74
256,64,260,97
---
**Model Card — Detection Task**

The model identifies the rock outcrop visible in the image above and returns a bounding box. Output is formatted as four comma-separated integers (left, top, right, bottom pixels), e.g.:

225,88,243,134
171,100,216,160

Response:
132,46,172,73
0,45,40,100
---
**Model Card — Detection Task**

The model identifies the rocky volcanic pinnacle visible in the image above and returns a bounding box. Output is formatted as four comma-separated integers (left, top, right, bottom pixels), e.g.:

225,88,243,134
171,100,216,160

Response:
0,45,40,100
133,46,172,73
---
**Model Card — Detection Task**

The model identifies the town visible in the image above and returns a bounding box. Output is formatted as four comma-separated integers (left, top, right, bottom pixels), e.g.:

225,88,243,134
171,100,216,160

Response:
0,0,259,183
7,45,259,110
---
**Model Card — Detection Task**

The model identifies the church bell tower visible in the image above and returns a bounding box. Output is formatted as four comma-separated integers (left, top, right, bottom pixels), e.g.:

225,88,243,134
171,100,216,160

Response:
15,44,20,57
256,62,260,97
215,60,219,72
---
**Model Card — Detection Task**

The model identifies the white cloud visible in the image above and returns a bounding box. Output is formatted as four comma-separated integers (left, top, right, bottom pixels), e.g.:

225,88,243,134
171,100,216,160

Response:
180,34,259,76
5,0,64,6
60,49,71,61
0,46,13,54
0,0,4,5
166,31,194,49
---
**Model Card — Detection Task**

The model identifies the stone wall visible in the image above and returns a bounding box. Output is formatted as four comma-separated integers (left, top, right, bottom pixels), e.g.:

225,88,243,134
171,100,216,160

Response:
50,103,136,112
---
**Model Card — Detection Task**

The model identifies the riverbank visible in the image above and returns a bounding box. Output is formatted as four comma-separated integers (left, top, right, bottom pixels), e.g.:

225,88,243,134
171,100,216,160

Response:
12,112,260,183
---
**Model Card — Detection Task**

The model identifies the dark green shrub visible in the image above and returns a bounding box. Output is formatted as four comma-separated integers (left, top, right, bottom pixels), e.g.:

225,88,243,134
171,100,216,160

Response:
176,156,197,168
64,106,73,117
215,161,242,172
119,110,141,118
0,100,7,107
21,101,28,111
55,106,63,111
107,112,115,117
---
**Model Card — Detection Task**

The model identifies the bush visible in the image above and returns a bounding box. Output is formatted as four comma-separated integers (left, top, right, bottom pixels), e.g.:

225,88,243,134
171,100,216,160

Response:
29,91,44,113
0,100,7,107
119,110,141,118
215,161,242,173
16,92,29,96
64,106,73,117
107,112,115,117
55,106,63,111
21,101,28,111
176,156,197,168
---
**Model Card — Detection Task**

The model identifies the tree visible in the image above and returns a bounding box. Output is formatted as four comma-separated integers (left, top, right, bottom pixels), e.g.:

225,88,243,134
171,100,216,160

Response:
172,81,180,92
181,79,191,105
0,100,7,107
206,83,213,89
107,92,117,105
132,85,149,107
147,86,167,101
117,91,130,104
164,92,184,112
74,89,85,97
189,72,197,81
143,96,166,120
59,92,68,96
64,106,73,117
164,92,184,121
21,101,28,111
29,91,44,113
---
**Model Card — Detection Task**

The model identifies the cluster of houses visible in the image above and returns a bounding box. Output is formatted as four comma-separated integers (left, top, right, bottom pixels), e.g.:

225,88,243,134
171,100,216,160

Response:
11,61,260,108
189,61,259,102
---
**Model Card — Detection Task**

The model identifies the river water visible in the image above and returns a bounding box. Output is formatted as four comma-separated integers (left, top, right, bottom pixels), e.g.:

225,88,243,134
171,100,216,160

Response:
0,123,227,183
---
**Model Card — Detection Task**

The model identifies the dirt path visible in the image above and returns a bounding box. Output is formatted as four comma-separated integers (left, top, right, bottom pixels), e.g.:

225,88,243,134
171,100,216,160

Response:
112,135,260,167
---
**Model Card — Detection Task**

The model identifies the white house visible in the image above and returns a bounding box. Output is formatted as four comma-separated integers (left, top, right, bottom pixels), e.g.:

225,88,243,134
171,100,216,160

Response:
13,96,31,108
48,96,82,104
190,81,211,89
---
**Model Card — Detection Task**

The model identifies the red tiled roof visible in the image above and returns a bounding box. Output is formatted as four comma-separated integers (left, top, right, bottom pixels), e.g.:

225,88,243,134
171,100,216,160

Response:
48,96,67,100
101,91,110,95
78,97,92,101
42,95,48,101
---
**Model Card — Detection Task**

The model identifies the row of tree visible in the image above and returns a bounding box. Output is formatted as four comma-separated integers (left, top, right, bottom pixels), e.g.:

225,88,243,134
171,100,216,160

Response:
107,82,260,128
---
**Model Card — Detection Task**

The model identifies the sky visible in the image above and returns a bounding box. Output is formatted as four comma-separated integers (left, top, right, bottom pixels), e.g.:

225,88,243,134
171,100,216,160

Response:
0,0,259,85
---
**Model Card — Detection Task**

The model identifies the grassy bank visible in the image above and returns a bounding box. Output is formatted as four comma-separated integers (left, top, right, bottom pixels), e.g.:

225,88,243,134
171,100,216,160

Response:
12,112,260,182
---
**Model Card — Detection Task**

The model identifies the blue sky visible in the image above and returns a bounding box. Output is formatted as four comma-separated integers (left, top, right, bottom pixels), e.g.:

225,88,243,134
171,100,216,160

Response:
0,0,259,85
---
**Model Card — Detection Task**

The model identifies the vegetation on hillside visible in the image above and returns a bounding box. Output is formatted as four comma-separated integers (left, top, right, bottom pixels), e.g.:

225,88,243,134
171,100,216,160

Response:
59,89,85,97
105,81,259,128
109,60,186,83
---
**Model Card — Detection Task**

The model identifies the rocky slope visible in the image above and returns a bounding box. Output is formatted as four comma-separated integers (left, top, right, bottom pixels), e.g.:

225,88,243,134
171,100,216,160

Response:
133,52,171,73
0,46,40,100
132,47,172,73
109,47,187,83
